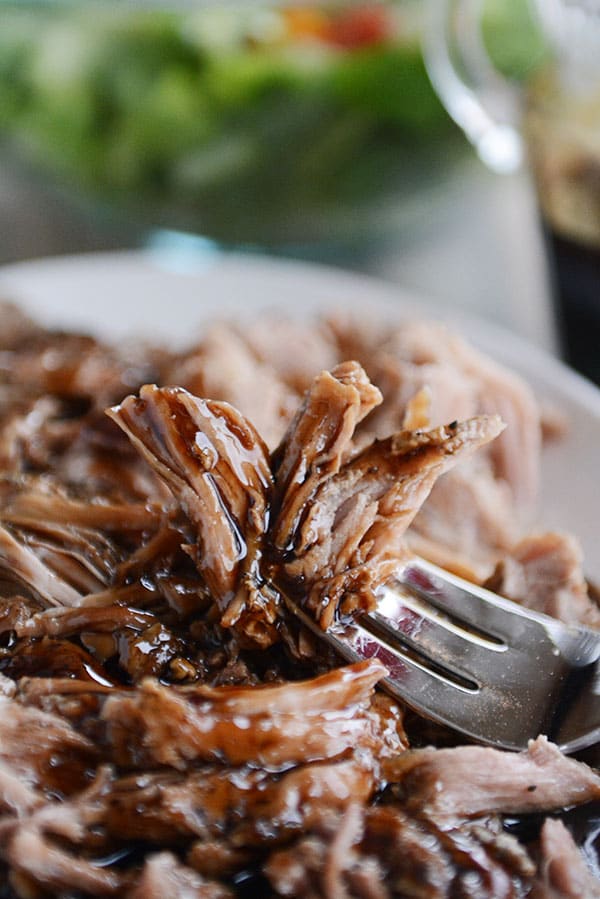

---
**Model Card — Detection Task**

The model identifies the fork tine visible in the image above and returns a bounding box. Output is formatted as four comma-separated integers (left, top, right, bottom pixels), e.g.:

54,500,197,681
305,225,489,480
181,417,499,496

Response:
281,590,555,749
339,617,555,748
357,618,570,748
281,560,600,750
396,557,555,645
370,582,510,686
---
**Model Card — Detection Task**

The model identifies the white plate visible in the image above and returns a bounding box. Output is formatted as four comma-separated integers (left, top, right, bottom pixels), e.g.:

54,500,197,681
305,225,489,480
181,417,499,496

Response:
1,248,599,580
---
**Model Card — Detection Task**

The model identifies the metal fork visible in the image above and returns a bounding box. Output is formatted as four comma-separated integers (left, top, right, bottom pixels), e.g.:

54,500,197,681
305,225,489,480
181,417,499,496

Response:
283,557,600,753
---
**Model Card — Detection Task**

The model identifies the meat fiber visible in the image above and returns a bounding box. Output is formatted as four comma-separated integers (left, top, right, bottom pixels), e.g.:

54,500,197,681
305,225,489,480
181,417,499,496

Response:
279,415,504,627
531,818,600,898
385,736,600,820
486,532,600,628
265,804,537,899
128,853,234,899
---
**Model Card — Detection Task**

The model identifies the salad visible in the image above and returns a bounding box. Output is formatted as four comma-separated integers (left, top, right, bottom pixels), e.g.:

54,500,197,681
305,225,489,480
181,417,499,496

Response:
0,1,543,246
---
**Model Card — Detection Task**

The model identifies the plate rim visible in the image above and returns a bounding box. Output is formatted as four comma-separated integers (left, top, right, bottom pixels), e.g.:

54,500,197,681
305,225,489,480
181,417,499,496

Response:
2,247,600,418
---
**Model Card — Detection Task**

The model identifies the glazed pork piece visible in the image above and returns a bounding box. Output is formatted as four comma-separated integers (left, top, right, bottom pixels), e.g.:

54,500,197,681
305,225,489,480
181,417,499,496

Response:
0,301,598,897
385,736,600,821
485,531,600,628
109,371,503,636
531,818,600,898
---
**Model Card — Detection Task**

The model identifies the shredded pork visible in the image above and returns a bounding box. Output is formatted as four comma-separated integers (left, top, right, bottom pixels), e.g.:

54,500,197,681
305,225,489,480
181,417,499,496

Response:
0,301,596,897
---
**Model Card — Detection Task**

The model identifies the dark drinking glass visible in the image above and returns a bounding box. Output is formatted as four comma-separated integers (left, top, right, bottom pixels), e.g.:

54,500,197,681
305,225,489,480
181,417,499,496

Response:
525,69,600,384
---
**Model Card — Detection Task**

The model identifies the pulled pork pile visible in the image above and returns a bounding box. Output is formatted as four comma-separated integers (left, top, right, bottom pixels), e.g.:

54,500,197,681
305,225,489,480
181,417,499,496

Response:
0,303,598,898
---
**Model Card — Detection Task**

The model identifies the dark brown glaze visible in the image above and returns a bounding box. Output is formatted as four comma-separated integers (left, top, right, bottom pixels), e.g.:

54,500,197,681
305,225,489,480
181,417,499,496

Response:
265,804,536,899
102,660,393,770
99,758,374,848
0,637,117,686
109,386,277,647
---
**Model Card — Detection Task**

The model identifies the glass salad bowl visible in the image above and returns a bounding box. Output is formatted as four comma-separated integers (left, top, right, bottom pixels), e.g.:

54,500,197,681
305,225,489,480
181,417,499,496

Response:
0,0,540,252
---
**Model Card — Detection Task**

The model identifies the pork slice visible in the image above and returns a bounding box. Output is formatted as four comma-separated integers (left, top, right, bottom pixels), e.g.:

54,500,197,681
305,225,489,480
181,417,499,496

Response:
16,676,113,700
458,338,542,518
0,396,64,475
3,636,116,686
169,324,299,450
361,807,535,899
171,657,385,716
266,804,534,899
1,477,163,533
386,735,600,820
0,595,42,637
366,319,542,517
0,759,42,817
109,385,277,646
14,538,106,596
0,523,82,607
16,604,156,639
360,806,454,898
186,841,252,881
14,678,112,743
54,415,171,501
264,804,374,899
74,581,167,611
6,826,122,897
0,673,16,697
410,457,517,578
0,302,42,351
101,660,393,769
265,833,353,899
9,516,125,595
271,360,382,553
291,416,505,576
15,680,108,739
15,577,189,682
486,532,600,628
0,695,97,797
238,316,340,394
2,331,153,410
531,817,600,898
101,758,374,849
128,852,234,899
113,523,185,584
435,820,536,898
0,765,111,846
237,760,373,845
282,416,504,627
357,356,478,450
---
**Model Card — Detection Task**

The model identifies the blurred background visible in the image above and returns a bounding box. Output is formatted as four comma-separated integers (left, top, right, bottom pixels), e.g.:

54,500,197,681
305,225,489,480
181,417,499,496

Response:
0,0,597,375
